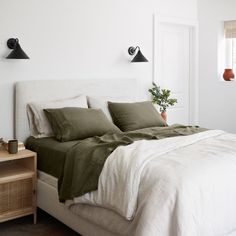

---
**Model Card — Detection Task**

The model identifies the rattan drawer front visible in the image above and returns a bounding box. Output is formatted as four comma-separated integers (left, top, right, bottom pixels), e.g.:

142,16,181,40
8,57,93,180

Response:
0,177,33,215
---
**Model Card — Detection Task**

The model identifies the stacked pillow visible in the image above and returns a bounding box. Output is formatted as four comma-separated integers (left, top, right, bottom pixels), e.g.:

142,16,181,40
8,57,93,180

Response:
27,95,166,142
27,95,88,138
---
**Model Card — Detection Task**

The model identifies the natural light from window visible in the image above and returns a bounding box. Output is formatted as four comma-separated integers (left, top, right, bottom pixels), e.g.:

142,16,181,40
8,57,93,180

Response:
225,38,236,71
224,21,236,75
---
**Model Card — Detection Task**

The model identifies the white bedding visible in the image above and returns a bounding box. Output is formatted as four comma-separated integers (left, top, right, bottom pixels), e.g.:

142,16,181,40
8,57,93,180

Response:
68,130,236,236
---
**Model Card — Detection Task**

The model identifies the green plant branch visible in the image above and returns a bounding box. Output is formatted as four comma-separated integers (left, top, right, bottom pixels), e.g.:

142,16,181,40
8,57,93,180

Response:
148,82,177,112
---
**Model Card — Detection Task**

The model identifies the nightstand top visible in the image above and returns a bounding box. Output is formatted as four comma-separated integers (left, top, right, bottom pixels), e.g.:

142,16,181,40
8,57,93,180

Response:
0,149,36,162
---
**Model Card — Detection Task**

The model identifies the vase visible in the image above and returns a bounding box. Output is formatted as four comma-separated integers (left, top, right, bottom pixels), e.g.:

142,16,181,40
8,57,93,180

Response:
161,111,167,122
223,69,235,81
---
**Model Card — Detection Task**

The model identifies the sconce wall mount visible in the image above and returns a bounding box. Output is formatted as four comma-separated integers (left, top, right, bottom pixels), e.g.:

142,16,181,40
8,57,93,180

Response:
6,38,30,59
7,38,18,49
128,46,148,63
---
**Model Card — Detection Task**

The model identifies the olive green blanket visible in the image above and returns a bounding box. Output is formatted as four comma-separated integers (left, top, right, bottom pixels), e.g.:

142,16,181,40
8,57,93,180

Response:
57,125,206,202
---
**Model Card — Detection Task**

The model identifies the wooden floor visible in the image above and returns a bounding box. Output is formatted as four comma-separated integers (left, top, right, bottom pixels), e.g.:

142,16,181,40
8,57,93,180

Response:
0,208,80,236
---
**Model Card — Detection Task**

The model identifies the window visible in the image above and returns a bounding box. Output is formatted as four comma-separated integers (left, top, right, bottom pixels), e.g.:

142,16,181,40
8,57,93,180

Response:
224,20,236,71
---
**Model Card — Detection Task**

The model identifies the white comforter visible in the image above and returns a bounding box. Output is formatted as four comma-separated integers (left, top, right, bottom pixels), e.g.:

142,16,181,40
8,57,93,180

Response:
68,130,236,236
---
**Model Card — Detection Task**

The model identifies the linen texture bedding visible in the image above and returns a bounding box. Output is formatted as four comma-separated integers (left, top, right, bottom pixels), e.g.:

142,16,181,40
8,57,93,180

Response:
27,126,236,236
27,94,88,138
26,137,78,178
68,129,236,236
108,101,166,131
26,124,201,191
44,107,121,142
57,124,205,202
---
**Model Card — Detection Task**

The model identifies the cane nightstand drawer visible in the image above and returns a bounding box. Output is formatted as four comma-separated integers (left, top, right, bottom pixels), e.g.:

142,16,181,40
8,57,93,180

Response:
0,178,34,215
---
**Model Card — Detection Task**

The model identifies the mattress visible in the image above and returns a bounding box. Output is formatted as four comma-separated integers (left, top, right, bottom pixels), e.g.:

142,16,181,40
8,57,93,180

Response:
38,170,58,188
26,136,79,178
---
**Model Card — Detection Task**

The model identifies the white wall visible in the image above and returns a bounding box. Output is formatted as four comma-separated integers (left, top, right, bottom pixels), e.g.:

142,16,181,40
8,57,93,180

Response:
0,0,197,139
198,0,236,133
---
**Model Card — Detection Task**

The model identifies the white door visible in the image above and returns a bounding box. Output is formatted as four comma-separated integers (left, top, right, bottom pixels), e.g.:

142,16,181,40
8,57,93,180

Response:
156,23,191,125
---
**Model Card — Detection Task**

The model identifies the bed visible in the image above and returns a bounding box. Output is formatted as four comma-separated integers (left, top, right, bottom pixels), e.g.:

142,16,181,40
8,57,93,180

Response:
15,79,236,236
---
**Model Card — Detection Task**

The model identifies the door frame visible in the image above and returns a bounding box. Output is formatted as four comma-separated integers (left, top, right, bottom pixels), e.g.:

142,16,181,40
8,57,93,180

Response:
153,14,199,125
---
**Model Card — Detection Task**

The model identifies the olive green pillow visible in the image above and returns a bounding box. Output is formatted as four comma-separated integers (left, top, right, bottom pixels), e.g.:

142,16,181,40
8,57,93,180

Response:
44,107,121,142
108,101,166,131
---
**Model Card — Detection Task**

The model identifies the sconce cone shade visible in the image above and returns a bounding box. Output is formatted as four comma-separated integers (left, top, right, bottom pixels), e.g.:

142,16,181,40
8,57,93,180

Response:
131,49,148,62
6,38,29,59
128,46,148,63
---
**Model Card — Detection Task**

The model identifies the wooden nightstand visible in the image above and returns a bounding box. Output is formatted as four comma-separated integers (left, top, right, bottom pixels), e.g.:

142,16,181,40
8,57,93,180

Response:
0,149,37,224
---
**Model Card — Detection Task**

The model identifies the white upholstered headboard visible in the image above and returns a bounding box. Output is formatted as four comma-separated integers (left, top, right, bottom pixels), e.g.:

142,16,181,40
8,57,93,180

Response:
15,79,139,142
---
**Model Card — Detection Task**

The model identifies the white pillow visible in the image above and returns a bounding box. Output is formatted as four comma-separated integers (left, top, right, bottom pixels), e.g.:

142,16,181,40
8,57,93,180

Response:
87,96,113,122
27,95,88,138
87,96,136,122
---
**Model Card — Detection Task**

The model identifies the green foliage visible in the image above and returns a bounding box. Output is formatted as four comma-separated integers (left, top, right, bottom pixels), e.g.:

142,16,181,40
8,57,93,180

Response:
148,82,177,112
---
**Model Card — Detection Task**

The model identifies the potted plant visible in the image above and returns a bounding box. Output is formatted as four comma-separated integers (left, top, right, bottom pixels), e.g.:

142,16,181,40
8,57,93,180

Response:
148,83,177,121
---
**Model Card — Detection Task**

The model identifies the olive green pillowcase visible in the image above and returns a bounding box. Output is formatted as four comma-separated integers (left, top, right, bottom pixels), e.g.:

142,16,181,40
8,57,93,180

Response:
44,107,121,142
108,101,166,132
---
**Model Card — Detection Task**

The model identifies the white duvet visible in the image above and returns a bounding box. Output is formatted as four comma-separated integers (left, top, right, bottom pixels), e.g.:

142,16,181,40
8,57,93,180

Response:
68,130,236,236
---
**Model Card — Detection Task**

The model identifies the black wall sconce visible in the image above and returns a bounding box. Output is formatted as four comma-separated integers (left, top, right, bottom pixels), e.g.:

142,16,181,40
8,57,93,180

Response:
128,46,148,62
6,38,29,59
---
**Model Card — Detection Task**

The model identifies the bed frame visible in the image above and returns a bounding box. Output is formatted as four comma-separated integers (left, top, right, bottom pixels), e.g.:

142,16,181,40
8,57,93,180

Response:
15,78,139,236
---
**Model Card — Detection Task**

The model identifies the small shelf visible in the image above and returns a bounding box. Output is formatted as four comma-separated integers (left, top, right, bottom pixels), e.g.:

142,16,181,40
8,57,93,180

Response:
0,163,34,183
